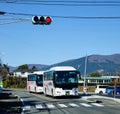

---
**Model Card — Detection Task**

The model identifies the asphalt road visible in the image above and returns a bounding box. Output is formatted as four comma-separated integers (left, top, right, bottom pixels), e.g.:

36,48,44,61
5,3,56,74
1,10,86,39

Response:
0,90,22,114
3,89,117,114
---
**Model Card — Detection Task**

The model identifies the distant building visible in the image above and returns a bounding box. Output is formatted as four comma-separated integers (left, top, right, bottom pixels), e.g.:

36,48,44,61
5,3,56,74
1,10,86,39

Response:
12,69,38,78
80,76,120,84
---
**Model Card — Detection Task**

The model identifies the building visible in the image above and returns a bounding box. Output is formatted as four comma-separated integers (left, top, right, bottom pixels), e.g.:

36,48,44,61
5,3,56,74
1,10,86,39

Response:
12,69,38,78
81,76,120,84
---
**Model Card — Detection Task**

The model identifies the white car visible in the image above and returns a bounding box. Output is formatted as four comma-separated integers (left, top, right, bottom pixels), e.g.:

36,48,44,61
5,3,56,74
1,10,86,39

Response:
95,85,108,94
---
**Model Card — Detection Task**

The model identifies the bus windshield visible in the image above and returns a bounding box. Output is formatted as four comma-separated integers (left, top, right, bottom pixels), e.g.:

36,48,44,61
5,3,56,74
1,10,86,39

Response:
55,71,79,84
37,75,43,86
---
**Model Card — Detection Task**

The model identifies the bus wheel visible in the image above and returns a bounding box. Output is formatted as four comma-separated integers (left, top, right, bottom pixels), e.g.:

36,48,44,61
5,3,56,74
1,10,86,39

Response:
35,87,36,93
99,91,103,95
29,87,31,93
51,89,55,98
44,88,47,96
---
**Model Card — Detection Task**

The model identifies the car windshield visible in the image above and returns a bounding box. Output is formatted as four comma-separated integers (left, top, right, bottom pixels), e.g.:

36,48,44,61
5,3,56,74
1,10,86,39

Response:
107,86,114,89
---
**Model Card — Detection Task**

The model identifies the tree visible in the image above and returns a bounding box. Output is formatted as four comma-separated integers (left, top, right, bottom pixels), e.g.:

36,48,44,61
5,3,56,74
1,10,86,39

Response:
0,64,9,79
32,66,37,70
90,72,101,77
17,64,28,70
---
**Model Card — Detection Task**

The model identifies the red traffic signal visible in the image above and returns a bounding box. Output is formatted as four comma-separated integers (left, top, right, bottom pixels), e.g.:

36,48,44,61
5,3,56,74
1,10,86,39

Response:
32,16,52,25
45,16,51,24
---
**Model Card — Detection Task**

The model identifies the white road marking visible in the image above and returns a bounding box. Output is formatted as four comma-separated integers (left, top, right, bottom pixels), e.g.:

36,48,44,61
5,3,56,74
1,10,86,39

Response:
80,103,92,107
35,104,44,109
23,105,31,110
46,103,56,108
91,103,104,107
69,103,80,107
58,104,68,108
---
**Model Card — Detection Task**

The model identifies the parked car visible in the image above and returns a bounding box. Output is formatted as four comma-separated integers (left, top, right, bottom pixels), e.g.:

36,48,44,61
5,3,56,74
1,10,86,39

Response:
106,86,120,95
95,85,108,94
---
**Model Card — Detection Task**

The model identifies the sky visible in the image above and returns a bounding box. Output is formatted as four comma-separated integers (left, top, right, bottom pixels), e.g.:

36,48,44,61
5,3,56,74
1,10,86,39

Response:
0,0,120,67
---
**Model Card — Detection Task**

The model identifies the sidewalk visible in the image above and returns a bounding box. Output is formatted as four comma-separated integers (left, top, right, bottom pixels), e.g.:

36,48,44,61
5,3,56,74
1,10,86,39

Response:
0,92,22,114
81,94,120,103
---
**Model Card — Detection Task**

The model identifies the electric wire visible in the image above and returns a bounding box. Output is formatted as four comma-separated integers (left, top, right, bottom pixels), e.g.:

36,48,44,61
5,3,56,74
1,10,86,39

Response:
0,20,27,25
1,0,120,25
3,0,120,3
1,0,120,6
1,11,120,19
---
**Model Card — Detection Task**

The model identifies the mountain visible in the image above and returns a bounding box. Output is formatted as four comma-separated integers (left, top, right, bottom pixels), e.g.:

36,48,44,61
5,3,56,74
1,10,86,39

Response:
9,54,120,75
9,64,49,72
40,54,120,75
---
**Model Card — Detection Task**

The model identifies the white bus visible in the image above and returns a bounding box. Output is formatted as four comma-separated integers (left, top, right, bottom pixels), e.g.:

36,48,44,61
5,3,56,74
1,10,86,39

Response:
43,66,80,97
27,71,44,93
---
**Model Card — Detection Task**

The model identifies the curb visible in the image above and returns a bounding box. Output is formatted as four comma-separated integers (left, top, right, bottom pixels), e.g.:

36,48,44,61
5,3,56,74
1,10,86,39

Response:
81,95,120,103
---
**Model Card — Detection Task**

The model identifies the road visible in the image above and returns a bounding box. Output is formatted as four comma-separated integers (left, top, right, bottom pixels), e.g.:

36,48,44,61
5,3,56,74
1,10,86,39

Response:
6,89,120,114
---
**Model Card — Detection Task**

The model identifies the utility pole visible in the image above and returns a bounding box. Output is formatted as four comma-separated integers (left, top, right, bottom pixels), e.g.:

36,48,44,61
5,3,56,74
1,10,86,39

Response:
83,54,88,93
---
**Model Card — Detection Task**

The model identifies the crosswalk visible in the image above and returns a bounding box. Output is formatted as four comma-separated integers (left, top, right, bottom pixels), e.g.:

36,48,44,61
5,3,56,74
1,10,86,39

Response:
23,102,104,111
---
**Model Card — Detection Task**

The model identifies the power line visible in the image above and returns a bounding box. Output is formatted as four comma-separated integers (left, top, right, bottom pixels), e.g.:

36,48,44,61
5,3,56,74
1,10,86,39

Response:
0,20,25,25
1,10,120,25
0,17,30,21
2,12,120,19
1,16,120,25
0,11,120,19
1,0,120,6
1,10,120,19
52,15,120,19
3,0,120,3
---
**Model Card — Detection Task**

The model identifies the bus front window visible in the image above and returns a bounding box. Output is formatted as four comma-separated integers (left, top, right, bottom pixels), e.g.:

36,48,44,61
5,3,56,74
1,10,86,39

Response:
55,71,78,84
37,75,43,86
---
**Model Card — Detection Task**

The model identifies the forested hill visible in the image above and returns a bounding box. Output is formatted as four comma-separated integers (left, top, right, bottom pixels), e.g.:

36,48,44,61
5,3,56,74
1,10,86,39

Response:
10,54,120,75
41,54,120,75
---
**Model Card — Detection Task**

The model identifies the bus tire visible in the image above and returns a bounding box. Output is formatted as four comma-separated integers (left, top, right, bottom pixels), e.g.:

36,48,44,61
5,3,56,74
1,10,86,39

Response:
44,88,47,96
35,87,36,93
51,89,53,97
29,86,31,93
51,89,55,98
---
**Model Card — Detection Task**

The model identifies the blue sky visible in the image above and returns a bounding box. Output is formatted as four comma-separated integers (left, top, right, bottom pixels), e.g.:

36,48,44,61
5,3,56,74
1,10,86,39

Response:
0,0,120,66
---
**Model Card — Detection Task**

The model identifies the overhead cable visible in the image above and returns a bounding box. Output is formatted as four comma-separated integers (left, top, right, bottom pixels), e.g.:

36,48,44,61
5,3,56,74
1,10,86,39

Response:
1,0,120,6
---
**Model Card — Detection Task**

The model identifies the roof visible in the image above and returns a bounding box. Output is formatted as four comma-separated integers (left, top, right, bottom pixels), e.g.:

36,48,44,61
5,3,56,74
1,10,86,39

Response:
81,76,111,80
31,71,44,74
49,66,76,71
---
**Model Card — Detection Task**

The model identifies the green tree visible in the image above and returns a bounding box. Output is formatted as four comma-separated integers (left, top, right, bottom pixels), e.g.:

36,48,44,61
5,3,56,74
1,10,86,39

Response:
3,76,11,88
32,66,37,70
18,64,28,70
0,64,9,80
90,72,101,77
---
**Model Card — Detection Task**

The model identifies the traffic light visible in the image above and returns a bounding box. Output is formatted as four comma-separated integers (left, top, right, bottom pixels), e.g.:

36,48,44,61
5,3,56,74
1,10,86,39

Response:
32,16,52,25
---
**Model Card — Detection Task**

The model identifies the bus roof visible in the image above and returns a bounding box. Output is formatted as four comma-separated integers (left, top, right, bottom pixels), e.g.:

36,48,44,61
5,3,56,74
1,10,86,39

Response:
49,66,76,71
30,71,44,75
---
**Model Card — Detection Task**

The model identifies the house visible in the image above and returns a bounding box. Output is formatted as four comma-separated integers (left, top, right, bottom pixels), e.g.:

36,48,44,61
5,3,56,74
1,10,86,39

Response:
12,69,38,78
